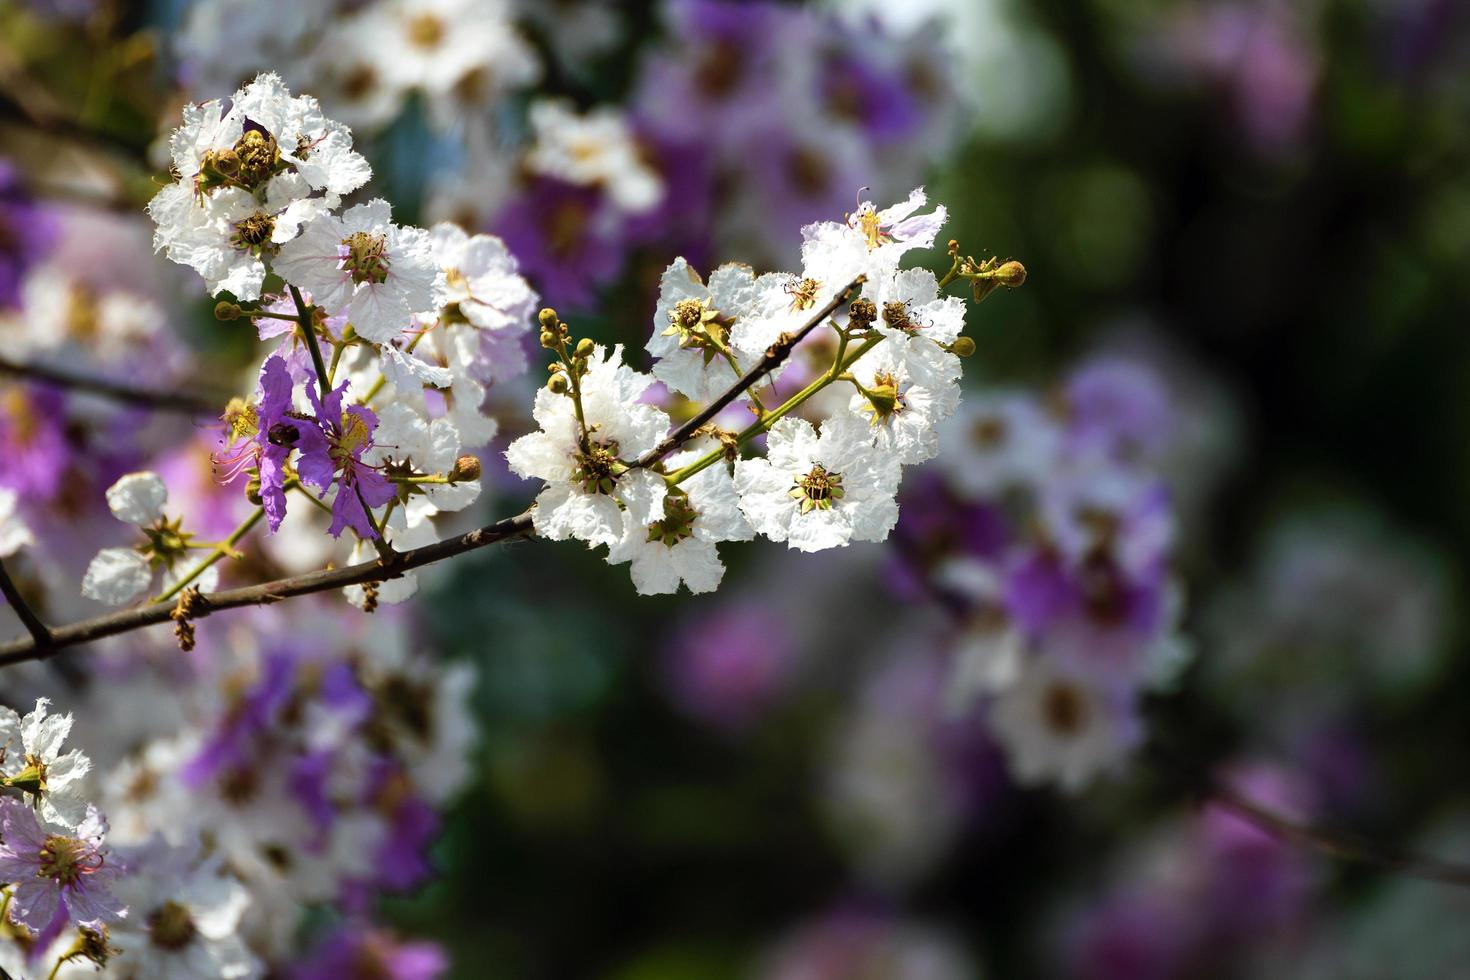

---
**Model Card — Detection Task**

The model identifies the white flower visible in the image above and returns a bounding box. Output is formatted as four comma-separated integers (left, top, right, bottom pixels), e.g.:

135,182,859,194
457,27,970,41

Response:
430,223,538,334
351,0,539,129
525,99,662,212
842,333,961,465
733,413,900,553
833,187,949,268
0,698,93,830
936,558,1026,713
606,452,753,595
148,72,370,294
273,199,440,343
505,345,671,547
156,174,333,301
367,402,480,514
870,266,967,345
0,488,32,557
232,73,372,197
82,472,217,606
936,392,1060,499
649,259,786,402
108,842,262,980
986,658,1139,793
429,222,538,384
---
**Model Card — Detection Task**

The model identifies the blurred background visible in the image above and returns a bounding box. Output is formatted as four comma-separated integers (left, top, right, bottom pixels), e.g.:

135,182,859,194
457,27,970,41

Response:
3,0,1470,977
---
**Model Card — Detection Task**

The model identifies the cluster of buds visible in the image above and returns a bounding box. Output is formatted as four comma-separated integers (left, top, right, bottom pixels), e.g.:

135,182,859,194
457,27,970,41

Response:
944,240,1028,304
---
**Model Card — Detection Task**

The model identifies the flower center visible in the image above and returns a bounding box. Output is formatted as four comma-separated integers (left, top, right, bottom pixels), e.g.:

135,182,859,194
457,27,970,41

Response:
852,205,891,250
331,411,372,467
789,464,845,514
694,40,744,98
343,65,379,102
1042,682,1087,737
785,147,830,197
785,277,820,312
232,128,280,188
862,370,904,424
881,301,917,333
65,284,100,341
38,834,100,886
232,211,275,253
406,13,446,48
664,298,732,365
1078,551,1129,626
646,493,699,546
971,416,1007,448
572,440,622,495
339,231,391,285
222,399,259,442
148,901,197,951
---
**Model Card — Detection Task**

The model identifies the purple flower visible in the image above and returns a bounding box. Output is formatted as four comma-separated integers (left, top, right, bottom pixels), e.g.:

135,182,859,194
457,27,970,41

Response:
1063,357,1175,465
292,924,447,980
817,46,923,143
183,650,297,788
663,602,793,731
0,385,70,500
0,799,126,933
493,177,627,311
212,356,326,532
299,377,395,539
0,159,56,309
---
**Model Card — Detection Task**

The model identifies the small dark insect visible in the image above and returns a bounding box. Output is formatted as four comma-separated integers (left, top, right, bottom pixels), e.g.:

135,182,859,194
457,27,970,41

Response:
267,422,301,447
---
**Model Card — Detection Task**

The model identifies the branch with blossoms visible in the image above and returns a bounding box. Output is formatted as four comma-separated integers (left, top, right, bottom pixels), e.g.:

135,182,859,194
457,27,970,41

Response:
2,73,1016,661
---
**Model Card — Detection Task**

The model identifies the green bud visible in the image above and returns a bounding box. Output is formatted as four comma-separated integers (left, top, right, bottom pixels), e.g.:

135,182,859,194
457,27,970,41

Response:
214,301,242,321
4,763,44,795
950,336,976,358
245,474,263,506
539,330,558,349
574,337,595,358
538,308,560,329
547,374,570,394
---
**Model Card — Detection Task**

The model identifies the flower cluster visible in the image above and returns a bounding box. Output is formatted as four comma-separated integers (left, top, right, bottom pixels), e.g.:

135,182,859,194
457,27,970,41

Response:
128,73,537,610
883,356,1193,792
507,187,1005,595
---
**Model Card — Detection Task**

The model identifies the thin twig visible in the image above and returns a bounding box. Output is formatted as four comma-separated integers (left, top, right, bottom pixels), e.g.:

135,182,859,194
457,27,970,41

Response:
633,275,865,469
1201,774,1470,888
0,355,224,414
0,511,535,666
0,557,50,650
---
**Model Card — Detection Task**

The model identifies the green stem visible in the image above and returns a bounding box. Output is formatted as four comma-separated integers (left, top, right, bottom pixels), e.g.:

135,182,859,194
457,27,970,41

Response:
290,285,332,395
151,507,266,604
667,333,884,486
937,252,962,290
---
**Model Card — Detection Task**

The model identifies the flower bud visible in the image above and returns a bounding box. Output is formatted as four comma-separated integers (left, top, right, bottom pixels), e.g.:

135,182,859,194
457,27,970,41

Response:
245,474,263,506
538,308,560,329
993,260,1027,288
214,301,242,321
539,330,558,349
574,338,595,358
950,336,976,357
450,455,482,482
547,374,570,394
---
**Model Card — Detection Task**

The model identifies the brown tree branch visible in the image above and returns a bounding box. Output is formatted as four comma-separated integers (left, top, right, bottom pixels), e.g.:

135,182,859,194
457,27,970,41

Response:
1201,774,1470,888
0,355,224,415
633,275,865,469
0,511,534,666
0,557,50,651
